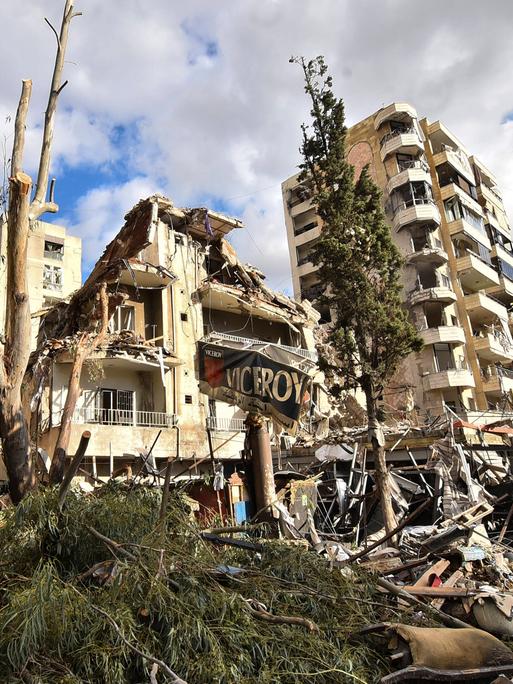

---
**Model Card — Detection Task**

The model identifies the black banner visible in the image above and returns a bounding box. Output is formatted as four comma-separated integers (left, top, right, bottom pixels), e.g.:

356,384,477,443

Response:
198,342,310,432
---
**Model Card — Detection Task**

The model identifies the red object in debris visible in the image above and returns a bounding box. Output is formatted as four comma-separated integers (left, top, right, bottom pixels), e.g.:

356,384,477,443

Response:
430,574,443,588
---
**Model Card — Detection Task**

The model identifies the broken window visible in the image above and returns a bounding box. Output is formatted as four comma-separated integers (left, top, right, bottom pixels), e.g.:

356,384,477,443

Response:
43,264,63,291
109,305,135,333
80,388,135,424
44,239,64,260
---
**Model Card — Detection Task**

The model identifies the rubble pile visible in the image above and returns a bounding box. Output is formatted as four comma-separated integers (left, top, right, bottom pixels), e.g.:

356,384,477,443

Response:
272,417,513,681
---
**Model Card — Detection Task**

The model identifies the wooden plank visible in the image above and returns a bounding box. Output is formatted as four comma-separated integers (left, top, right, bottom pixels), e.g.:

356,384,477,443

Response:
380,663,513,683
432,570,464,610
402,586,470,598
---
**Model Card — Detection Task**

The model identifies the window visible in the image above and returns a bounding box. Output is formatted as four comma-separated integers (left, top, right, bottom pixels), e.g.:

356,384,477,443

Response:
109,305,135,333
184,395,193,405
43,264,62,291
44,240,64,260
81,388,134,424
180,312,188,322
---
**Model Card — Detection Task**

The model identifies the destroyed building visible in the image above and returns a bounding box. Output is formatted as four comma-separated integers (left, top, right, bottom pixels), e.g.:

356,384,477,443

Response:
283,102,513,423
28,195,328,482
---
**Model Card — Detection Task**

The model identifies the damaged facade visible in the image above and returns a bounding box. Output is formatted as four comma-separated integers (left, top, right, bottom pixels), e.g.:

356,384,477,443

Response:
283,102,513,422
28,196,328,481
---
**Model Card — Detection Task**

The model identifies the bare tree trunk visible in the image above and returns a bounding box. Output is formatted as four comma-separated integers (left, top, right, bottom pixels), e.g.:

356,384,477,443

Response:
0,2,80,502
49,284,109,484
362,383,397,539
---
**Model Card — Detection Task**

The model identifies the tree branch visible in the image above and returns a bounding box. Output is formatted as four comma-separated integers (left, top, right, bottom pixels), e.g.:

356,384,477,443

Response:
11,80,32,177
30,0,80,220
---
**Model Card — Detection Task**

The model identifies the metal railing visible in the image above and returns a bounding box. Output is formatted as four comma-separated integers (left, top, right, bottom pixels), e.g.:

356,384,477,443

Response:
44,249,63,261
206,416,246,432
380,126,418,147
204,331,318,361
398,158,429,173
393,196,437,215
294,221,318,237
433,358,468,373
52,407,178,427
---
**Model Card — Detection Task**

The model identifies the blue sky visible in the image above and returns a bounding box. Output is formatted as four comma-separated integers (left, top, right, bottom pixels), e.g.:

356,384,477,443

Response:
2,0,513,294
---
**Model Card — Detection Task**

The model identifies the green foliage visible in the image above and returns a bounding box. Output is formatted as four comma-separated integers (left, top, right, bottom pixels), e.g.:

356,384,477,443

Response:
295,56,423,404
0,486,404,683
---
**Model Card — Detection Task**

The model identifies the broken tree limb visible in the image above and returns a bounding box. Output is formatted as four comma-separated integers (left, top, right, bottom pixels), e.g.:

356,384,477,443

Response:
84,525,138,562
376,578,470,629
243,598,319,632
159,426,176,522
50,283,109,484
57,430,91,510
30,0,81,220
201,532,264,552
66,582,188,684
345,496,433,563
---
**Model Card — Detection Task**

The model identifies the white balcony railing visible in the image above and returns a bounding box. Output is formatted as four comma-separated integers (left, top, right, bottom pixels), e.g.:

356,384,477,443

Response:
204,331,318,362
206,416,246,432
52,407,178,428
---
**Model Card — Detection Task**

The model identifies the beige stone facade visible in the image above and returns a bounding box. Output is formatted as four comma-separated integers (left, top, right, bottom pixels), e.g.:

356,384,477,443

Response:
0,219,82,347
282,103,513,420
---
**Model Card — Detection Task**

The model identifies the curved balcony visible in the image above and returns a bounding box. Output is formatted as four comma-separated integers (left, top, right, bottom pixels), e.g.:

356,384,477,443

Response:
392,199,441,232
456,252,499,292
405,245,448,267
422,367,475,392
473,332,513,365
380,128,424,161
420,326,466,346
386,161,431,195
374,102,419,131
408,285,457,307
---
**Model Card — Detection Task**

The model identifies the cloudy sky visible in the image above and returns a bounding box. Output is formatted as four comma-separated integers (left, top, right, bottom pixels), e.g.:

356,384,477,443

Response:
1,0,513,293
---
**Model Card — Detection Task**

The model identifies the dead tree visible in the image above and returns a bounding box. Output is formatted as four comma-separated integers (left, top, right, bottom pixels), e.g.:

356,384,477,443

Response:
49,284,109,484
0,0,81,503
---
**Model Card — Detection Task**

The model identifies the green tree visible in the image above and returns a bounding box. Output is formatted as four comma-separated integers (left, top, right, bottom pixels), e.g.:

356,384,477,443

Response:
293,56,423,536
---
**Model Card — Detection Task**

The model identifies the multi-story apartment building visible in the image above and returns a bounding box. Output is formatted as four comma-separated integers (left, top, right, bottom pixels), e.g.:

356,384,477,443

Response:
0,219,82,346
282,103,513,420
34,196,326,479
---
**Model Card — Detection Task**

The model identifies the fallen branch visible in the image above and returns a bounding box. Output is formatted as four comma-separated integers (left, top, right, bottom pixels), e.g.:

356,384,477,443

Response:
243,597,319,632
57,431,91,510
66,583,188,684
84,525,138,562
376,577,469,629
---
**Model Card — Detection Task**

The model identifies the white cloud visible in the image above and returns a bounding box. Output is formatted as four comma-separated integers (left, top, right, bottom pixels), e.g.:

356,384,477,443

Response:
1,0,513,289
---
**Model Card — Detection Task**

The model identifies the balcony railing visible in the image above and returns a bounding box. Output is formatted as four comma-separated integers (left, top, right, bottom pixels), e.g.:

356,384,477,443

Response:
294,221,318,237
380,126,417,147
52,407,178,428
206,416,246,432
392,197,437,215
398,158,429,173
204,331,318,361
433,358,468,373
44,249,63,261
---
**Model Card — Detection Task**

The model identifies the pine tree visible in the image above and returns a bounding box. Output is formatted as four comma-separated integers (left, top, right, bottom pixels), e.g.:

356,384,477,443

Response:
293,56,423,536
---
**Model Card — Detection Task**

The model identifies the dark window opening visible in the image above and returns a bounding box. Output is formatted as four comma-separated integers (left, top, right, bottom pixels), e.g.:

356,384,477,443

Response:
180,313,188,322
184,395,193,404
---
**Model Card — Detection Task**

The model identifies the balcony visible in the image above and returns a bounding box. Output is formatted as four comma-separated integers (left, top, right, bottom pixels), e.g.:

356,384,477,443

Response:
380,128,424,161
487,273,513,305
290,198,314,218
386,161,431,195
433,149,475,185
54,407,178,428
422,363,475,392
392,198,441,232
374,102,419,131
206,416,246,432
447,218,491,250
440,183,483,217
204,331,318,362
479,183,504,210
294,224,322,246
420,326,466,346
297,261,319,277
405,239,448,266
482,366,513,395
465,292,508,323
473,332,513,364
301,283,323,302
456,251,499,291
408,282,456,307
